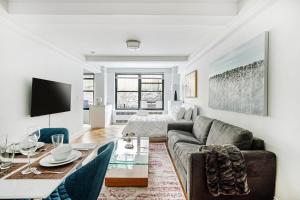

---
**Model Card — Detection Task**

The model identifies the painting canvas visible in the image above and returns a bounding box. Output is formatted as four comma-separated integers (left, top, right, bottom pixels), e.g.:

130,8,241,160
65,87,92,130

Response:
184,70,197,98
209,32,268,115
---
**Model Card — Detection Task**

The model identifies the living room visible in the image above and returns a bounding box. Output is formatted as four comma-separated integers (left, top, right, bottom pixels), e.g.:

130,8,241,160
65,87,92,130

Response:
0,0,299,200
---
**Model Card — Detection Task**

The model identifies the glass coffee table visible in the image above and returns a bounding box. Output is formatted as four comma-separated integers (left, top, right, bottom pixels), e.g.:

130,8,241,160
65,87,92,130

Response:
105,137,149,187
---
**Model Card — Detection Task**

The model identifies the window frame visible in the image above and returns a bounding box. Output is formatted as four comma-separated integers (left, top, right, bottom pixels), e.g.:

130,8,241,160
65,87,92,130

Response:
115,73,164,110
83,73,95,110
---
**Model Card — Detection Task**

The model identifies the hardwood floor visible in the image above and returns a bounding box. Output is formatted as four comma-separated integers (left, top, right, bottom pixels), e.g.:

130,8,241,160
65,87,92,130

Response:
72,125,125,144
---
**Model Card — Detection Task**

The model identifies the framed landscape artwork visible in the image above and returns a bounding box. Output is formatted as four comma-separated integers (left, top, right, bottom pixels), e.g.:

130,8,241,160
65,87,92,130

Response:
209,32,269,116
184,70,197,98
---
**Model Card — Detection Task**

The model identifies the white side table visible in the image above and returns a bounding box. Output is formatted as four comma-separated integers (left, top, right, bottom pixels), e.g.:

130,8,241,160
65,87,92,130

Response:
90,104,112,128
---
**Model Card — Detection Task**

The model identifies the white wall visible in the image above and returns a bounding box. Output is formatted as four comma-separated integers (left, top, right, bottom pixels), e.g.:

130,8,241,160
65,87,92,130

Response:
106,67,173,112
180,1,300,199
0,15,83,142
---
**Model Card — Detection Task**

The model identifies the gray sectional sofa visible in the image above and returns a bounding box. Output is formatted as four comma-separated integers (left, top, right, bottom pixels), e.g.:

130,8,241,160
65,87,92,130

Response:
167,116,276,200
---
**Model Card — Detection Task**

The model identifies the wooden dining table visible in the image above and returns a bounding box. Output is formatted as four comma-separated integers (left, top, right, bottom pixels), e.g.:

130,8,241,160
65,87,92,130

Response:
0,143,99,200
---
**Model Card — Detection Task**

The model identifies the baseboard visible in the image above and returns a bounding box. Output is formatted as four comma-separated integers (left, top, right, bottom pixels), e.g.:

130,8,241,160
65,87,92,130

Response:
70,125,91,141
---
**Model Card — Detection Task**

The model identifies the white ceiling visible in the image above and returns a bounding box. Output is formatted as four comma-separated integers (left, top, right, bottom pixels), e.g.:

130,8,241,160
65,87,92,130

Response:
3,0,256,70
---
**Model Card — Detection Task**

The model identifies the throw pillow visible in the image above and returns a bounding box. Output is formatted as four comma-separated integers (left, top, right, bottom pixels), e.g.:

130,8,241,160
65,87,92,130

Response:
184,108,193,121
176,107,185,120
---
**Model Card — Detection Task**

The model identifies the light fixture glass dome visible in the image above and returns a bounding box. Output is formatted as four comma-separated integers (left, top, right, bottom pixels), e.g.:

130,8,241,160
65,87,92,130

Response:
126,40,141,51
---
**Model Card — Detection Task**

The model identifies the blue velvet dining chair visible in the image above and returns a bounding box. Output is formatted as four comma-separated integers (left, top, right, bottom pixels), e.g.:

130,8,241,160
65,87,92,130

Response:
44,142,115,200
97,141,115,155
39,128,69,144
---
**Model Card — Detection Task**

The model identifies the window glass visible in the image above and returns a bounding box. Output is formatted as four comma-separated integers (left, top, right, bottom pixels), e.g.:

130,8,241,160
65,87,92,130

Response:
83,74,94,109
83,79,94,91
141,74,163,79
141,83,162,91
117,78,138,91
116,92,139,109
141,92,163,109
83,92,94,105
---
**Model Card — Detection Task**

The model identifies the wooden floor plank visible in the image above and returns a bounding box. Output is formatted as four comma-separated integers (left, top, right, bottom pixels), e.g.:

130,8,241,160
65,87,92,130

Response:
72,125,124,144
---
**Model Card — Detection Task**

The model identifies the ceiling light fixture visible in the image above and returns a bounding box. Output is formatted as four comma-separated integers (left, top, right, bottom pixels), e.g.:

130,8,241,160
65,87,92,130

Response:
126,39,141,51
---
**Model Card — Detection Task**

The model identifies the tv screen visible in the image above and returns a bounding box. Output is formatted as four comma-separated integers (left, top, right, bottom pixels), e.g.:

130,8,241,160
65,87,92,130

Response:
31,78,71,117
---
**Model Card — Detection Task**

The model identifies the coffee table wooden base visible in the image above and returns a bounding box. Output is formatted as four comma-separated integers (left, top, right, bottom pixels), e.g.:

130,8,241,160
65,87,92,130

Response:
105,165,148,187
105,177,148,187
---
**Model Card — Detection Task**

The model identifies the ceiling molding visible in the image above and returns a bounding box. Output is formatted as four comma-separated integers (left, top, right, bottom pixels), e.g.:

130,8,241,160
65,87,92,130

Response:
9,15,234,27
185,0,277,69
0,0,8,12
8,0,238,16
0,11,86,66
86,55,188,62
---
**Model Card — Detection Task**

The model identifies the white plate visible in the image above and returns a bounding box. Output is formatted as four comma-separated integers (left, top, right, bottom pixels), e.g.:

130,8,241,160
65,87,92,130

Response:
49,153,77,164
39,150,82,167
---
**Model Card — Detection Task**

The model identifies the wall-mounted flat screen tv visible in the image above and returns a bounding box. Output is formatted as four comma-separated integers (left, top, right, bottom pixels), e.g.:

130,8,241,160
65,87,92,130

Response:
31,78,71,117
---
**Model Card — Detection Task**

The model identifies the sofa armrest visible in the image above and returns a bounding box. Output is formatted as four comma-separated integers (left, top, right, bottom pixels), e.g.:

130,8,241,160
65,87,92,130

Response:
167,122,194,133
187,150,276,200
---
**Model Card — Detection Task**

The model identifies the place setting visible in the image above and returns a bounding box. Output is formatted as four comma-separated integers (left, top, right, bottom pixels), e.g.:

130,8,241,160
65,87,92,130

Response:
39,144,82,168
37,142,99,169
0,125,95,180
0,133,26,178
12,126,51,160
7,144,85,179
4,131,97,179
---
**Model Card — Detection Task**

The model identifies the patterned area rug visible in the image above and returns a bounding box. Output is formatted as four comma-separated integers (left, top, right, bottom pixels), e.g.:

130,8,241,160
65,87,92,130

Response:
98,143,186,200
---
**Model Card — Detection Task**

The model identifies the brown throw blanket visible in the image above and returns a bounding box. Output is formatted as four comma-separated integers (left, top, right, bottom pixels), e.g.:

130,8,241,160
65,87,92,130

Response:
199,144,250,197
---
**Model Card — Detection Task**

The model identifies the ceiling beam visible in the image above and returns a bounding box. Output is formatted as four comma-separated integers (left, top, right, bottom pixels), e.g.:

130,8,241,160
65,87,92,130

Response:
86,55,189,62
8,0,238,16
9,15,234,27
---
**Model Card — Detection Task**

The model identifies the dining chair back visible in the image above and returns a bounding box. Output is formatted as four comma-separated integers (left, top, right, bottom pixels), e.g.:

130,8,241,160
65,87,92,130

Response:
39,128,69,144
63,142,114,200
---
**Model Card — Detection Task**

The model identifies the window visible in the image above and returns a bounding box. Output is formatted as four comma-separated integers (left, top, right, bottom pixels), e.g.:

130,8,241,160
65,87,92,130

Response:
115,74,164,110
83,74,94,110
115,74,139,109
140,74,163,109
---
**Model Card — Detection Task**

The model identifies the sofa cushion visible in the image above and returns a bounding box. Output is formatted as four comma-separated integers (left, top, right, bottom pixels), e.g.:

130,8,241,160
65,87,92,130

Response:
206,120,253,150
173,142,202,171
168,130,201,149
192,116,214,144
172,153,188,190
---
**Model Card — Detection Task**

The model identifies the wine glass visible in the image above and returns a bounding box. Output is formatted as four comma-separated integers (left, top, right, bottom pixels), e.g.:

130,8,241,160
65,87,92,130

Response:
27,126,41,141
19,134,38,174
0,143,15,170
51,134,64,148
0,133,8,169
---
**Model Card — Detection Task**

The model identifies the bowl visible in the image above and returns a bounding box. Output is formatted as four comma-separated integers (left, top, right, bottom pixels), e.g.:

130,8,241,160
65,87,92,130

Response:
51,144,72,161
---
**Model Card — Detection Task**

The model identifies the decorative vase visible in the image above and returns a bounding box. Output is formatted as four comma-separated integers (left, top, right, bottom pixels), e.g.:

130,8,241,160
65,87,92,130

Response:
124,132,135,149
174,90,178,101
